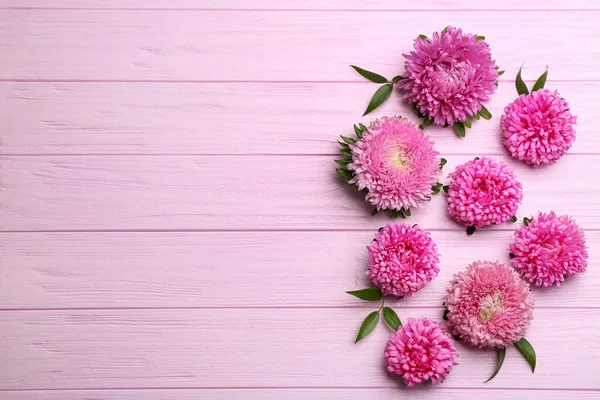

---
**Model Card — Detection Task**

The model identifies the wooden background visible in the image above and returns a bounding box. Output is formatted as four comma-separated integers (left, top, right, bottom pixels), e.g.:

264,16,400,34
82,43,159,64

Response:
1,1,599,398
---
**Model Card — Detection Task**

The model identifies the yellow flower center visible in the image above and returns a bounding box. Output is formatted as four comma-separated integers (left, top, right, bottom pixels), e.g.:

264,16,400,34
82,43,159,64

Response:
389,148,412,170
478,293,503,322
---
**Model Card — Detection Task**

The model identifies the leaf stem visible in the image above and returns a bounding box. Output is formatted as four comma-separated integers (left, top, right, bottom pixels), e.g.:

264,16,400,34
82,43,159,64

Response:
378,297,386,312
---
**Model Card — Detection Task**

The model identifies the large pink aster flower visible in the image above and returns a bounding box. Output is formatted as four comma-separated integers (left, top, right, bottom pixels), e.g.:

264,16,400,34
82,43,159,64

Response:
367,224,439,297
501,89,577,167
510,212,588,287
347,117,440,212
401,26,499,127
445,261,534,348
447,157,522,230
385,317,458,386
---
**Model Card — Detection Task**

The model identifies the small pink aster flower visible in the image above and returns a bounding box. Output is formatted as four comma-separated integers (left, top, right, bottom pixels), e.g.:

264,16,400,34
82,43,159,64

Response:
445,261,534,348
447,157,523,229
348,117,440,212
367,224,439,297
385,317,458,386
401,26,499,126
501,89,577,167
510,212,588,287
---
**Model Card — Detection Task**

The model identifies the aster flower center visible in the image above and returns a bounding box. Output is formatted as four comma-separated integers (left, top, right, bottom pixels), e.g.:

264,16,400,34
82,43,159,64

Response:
478,292,503,322
429,61,473,98
388,147,413,170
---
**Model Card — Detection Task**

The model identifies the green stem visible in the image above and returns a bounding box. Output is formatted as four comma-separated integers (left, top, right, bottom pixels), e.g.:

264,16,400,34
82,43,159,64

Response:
378,297,386,312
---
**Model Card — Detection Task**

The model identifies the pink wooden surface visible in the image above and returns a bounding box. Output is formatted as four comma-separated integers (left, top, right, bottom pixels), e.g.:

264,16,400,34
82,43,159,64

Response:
0,2,599,399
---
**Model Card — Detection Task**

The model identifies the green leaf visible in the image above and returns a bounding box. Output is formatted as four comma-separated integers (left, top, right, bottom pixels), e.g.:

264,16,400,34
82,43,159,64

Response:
423,117,434,126
515,338,536,373
443,309,449,321
346,288,383,301
340,135,355,144
404,208,411,217
391,209,406,219
516,66,529,96
443,185,449,193
510,215,517,223
336,168,352,179
479,105,492,120
466,226,476,236
418,34,427,40
532,68,548,92
359,123,368,132
440,158,447,169
383,307,402,330
355,311,380,343
353,124,362,139
476,35,486,41
338,140,350,149
371,208,379,216
363,84,393,116
418,124,424,130
442,26,449,33
340,148,351,157
454,121,466,137
412,103,425,118
464,117,472,129
334,159,350,167
431,182,443,194
484,347,507,383
498,70,505,76
350,65,388,84
523,217,531,226
472,113,481,120
509,252,516,259
392,75,403,84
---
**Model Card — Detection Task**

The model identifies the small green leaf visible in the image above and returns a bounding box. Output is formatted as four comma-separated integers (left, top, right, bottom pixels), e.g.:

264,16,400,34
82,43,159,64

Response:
350,65,388,84
443,185,449,193
510,215,517,223
392,75,404,84
371,208,379,216
353,124,362,139
516,66,529,96
498,70,505,76
467,226,476,236
464,117,472,129
363,84,393,116
476,35,486,41
338,141,350,150
442,26,449,33
523,217,531,227
509,252,516,259
515,338,536,373
346,287,383,301
479,105,492,120
355,311,380,343
431,182,443,194
443,309,449,321
383,307,402,330
340,135,355,144
359,123,368,132
423,118,434,126
334,159,350,167
418,34,427,40
532,68,548,92
391,209,406,219
404,208,411,217
440,158,447,169
336,168,352,179
472,113,481,120
340,148,351,157
454,121,466,137
418,124,424,130
484,347,507,383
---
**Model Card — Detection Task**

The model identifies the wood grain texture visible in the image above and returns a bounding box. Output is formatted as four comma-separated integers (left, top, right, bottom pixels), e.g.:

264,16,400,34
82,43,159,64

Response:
1,154,598,231
1,231,598,309
1,10,599,81
0,81,595,155
2,0,599,9
2,389,599,400
1,308,598,389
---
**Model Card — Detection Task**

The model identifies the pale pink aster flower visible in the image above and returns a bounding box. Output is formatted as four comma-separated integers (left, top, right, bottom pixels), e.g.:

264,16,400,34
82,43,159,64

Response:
385,317,458,386
367,224,439,297
445,261,534,348
510,212,588,287
401,26,499,126
447,157,522,229
348,117,440,212
501,89,577,167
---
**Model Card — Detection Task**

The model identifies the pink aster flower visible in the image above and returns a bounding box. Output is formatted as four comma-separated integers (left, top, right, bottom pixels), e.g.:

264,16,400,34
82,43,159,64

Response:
510,212,588,287
501,89,577,167
445,261,534,348
348,117,440,212
367,224,439,297
385,317,458,386
447,157,522,229
401,26,499,126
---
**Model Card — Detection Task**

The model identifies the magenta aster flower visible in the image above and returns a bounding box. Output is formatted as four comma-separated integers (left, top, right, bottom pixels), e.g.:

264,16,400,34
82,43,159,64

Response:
445,261,534,348
347,117,440,213
367,224,439,297
501,89,577,167
401,26,499,127
510,212,588,287
385,317,458,386
447,156,522,230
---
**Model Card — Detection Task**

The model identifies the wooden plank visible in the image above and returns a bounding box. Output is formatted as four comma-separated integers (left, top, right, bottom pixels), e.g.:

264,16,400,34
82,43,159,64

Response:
0,81,594,155
0,10,598,81
0,154,598,231
2,389,599,400
0,308,597,389
1,231,598,309
1,0,598,10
